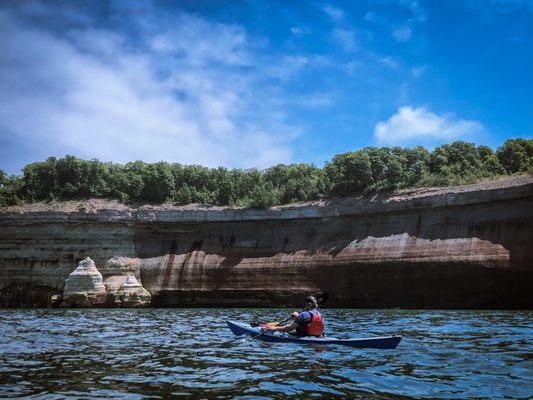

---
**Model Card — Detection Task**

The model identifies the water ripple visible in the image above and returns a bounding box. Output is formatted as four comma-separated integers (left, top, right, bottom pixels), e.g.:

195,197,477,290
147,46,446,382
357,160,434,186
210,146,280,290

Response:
0,308,532,399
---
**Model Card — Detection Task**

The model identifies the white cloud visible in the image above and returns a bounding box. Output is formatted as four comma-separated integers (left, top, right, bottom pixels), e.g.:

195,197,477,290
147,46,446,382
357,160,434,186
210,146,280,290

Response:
399,0,427,23
299,92,336,108
332,28,357,52
343,60,361,75
410,65,427,77
374,106,484,145
322,4,345,21
392,25,412,42
380,56,399,68
365,12,388,24
290,26,310,36
264,55,314,80
0,3,304,172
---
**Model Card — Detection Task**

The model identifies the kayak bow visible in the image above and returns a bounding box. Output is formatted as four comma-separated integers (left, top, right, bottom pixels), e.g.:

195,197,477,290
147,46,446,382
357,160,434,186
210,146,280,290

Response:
226,321,401,349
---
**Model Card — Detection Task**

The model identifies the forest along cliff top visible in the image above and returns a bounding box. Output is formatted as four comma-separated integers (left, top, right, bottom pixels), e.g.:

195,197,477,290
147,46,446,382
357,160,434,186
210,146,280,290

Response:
0,174,531,223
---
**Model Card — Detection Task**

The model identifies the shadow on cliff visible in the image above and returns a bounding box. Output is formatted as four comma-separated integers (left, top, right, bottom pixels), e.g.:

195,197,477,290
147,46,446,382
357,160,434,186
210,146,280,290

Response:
133,194,533,270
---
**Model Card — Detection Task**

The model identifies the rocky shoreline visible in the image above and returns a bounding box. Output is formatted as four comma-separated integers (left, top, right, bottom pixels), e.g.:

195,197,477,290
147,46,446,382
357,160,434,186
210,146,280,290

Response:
1,175,532,309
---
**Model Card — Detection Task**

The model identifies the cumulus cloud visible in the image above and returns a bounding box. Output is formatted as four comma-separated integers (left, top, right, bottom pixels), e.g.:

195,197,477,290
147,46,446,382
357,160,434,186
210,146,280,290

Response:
374,106,484,145
0,2,304,174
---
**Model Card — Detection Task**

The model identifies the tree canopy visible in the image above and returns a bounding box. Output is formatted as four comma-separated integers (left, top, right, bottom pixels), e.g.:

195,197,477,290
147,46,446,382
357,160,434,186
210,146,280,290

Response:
0,139,531,207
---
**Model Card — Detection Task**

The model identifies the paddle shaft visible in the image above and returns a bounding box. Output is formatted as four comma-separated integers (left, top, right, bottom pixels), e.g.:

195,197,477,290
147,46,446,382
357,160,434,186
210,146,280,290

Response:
252,329,268,339
274,309,303,326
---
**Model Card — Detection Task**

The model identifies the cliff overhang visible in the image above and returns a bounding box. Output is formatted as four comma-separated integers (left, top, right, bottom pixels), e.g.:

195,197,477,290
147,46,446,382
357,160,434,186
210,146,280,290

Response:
1,175,532,309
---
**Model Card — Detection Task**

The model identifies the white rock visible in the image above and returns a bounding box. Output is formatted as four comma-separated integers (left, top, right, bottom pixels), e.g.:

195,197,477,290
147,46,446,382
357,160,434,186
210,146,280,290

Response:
122,274,141,287
116,274,151,307
62,257,107,307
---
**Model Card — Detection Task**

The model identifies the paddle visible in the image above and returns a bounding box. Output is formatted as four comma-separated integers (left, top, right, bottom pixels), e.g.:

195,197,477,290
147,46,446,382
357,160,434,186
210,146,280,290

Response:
250,292,329,328
251,329,268,339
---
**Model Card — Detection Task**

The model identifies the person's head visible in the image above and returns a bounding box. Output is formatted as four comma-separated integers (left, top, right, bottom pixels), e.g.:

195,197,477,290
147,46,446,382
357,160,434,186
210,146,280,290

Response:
304,295,318,310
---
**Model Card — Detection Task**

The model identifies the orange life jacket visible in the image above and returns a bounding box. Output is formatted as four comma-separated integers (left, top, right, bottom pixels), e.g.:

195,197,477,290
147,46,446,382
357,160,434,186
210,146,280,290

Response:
305,310,324,336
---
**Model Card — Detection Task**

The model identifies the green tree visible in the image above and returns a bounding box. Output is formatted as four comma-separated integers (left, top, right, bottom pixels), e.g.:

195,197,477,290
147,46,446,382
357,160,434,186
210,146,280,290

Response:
477,145,494,162
484,154,506,175
113,161,145,202
0,169,6,187
140,162,175,203
427,141,486,185
325,151,373,196
362,147,390,190
21,157,59,201
249,183,278,208
385,151,406,189
264,163,326,204
2,138,530,207
497,138,533,173
0,175,23,206
211,167,234,205
402,146,430,187
474,145,504,175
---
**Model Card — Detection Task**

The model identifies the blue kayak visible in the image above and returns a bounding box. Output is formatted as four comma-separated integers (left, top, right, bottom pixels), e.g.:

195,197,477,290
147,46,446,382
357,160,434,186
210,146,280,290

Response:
226,321,401,349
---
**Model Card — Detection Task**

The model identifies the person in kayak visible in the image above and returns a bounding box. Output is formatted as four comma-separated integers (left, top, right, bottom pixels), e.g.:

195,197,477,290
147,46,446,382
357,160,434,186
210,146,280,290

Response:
268,295,325,337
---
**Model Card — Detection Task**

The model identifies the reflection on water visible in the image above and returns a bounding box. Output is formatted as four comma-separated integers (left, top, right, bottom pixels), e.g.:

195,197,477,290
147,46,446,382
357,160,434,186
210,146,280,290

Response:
0,308,532,399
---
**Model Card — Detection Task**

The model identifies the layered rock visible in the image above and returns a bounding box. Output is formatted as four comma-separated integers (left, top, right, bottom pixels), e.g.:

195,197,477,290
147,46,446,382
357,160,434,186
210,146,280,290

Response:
61,257,106,307
0,175,532,308
114,275,151,307
99,257,151,307
101,257,142,293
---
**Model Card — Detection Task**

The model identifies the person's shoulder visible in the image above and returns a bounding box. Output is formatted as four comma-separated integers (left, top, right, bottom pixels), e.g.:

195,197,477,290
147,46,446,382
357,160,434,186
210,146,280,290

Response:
298,310,312,319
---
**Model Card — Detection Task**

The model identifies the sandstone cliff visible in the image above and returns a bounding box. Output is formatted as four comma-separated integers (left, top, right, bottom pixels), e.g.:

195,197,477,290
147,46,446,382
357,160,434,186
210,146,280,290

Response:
1,175,532,308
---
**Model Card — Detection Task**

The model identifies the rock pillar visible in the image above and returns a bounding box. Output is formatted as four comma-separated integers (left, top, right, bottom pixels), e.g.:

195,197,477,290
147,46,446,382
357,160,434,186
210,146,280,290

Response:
61,257,107,307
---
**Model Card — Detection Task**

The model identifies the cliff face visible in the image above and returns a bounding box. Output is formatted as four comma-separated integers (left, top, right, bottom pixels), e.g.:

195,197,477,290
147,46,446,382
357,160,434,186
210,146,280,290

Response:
1,175,532,308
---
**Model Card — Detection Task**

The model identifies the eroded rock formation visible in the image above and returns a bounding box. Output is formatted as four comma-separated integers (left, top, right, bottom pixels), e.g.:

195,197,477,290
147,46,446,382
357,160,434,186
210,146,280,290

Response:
1,175,532,308
114,275,151,307
59,257,151,307
101,257,142,294
61,257,106,307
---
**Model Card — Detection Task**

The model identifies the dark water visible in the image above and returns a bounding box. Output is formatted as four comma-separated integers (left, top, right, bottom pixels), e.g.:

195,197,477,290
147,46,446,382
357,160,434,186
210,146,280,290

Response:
0,309,531,399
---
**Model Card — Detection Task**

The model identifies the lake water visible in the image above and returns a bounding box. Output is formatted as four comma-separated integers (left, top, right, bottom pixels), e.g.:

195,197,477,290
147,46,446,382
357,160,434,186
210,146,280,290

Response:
0,308,531,399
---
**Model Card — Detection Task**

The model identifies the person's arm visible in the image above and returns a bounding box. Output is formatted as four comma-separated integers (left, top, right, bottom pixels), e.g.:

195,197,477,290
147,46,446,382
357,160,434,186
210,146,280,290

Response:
268,321,298,332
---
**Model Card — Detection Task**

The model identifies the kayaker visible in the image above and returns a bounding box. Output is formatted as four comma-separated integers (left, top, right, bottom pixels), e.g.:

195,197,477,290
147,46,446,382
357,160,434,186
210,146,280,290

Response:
268,295,325,337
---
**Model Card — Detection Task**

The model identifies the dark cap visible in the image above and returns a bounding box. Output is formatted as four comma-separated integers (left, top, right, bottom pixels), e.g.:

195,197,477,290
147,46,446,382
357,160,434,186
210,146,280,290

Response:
304,295,318,304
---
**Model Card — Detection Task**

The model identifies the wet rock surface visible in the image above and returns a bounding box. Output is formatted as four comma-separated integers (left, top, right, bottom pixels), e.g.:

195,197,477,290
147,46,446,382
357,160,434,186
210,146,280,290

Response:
1,175,532,308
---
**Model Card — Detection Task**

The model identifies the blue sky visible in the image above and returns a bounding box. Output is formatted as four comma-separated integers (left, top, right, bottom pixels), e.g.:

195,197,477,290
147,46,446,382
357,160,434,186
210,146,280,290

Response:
0,0,531,175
